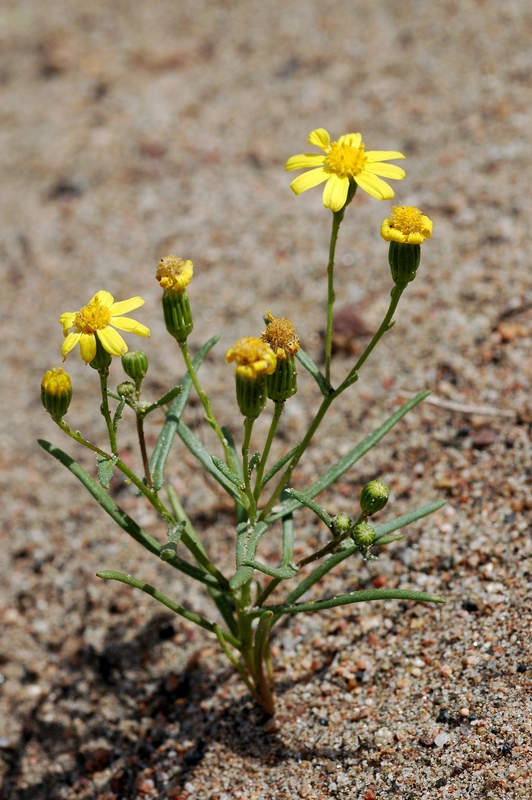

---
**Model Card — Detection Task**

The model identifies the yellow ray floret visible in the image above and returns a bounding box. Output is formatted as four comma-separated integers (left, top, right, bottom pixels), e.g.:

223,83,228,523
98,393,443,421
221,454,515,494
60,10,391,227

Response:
261,311,300,360
226,337,277,379
286,128,405,211
60,290,150,363
156,256,194,291
380,206,433,244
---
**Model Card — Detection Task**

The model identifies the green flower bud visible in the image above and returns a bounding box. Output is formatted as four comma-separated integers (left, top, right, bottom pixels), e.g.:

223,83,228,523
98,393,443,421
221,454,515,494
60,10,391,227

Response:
332,513,353,538
41,368,72,420
235,373,268,418
121,350,149,384
89,335,113,372
161,288,194,343
388,241,421,285
267,357,298,401
117,381,136,398
353,522,376,548
360,479,390,516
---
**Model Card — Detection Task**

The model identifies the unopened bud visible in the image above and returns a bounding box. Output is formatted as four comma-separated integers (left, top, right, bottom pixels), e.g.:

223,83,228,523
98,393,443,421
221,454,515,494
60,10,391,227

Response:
353,521,376,548
332,513,353,538
117,381,136,398
41,368,72,419
121,350,149,384
360,479,390,516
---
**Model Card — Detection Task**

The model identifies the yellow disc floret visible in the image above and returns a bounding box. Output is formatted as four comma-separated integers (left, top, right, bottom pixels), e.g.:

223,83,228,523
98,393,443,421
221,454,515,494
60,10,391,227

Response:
59,290,150,363
380,206,433,245
324,141,368,179
156,256,194,292
261,311,300,360
226,337,277,379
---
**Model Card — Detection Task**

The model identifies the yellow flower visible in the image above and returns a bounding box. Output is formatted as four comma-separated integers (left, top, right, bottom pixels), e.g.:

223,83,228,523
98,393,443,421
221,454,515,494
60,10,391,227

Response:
156,256,193,291
261,310,300,360
60,290,150,363
286,128,405,211
226,337,277,379
380,206,433,245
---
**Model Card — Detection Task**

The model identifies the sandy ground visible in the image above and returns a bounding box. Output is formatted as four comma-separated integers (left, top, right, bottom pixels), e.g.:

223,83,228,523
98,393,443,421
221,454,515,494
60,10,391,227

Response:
1,0,532,798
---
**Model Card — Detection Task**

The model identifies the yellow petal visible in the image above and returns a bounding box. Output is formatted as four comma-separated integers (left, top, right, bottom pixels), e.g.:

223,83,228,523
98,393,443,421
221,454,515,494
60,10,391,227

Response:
79,333,97,363
355,172,395,201
337,133,362,148
61,331,81,358
97,327,127,356
59,312,76,333
308,128,330,151
420,215,433,238
365,150,405,162
109,296,145,316
286,154,326,171
110,316,151,337
289,167,329,195
322,174,349,212
364,162,406,180
91,290,115,308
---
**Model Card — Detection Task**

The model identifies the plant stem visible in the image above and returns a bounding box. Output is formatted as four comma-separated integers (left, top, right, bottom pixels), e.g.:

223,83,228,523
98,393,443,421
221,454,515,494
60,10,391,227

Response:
242,417,257,523
136,411,153,489
98,369,117,454
253,400,284,500
260,282,408,519
325,208,345,386
179,341,236,470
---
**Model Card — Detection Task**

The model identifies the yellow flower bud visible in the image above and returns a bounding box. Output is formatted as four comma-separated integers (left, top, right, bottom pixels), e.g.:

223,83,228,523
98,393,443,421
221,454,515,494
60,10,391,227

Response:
41,367,72,419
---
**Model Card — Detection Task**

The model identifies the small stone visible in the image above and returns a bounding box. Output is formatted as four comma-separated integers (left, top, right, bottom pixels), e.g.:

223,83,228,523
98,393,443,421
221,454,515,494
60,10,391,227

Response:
374,727,394,746
434,731,449,747
440,665,453,678
419,733,435,747
459,707,470,717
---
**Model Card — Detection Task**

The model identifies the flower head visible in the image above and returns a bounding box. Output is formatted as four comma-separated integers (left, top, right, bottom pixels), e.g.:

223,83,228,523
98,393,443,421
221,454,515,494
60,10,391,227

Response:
41,367,72,418
286,128,405,211
380,206,433,245
59,290,150,363
226,337,277,380
261,311,300,360
156,256,193,292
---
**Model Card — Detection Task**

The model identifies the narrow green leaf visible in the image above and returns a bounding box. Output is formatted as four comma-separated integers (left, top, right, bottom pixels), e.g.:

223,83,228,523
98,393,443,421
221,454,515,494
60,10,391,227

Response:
265,391,431,523
221,426,243,478
262,445,299,486
248,451,261,476
229,565,255,590
150,335,219,490
211,454,245,491
255,588,445,618
373,533,404,546
175,419,244,503
38,439,221,589
373,499,446,543
284,488,332,528
296,346,330,396
281,514,294,567
241,559,298,580
97,570,240,648
281,498,445,611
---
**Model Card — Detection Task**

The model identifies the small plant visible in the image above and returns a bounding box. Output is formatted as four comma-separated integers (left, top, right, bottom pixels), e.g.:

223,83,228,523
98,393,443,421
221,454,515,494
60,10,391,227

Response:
40,127,443,716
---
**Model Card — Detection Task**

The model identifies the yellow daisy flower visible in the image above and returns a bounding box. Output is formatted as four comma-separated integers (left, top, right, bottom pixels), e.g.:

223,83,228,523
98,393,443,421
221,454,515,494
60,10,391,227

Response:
60,290,150,363
380,205,433,245
286,128,406,211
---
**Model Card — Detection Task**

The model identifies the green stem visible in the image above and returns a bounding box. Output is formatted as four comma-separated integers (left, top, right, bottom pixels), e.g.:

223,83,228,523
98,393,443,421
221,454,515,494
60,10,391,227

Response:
253,400,284,500
179,341,236,470
325,208,345,386
98,370,117,454
260,282,408,519
136,411,153,489
340,282,407,389
242,417,257,523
